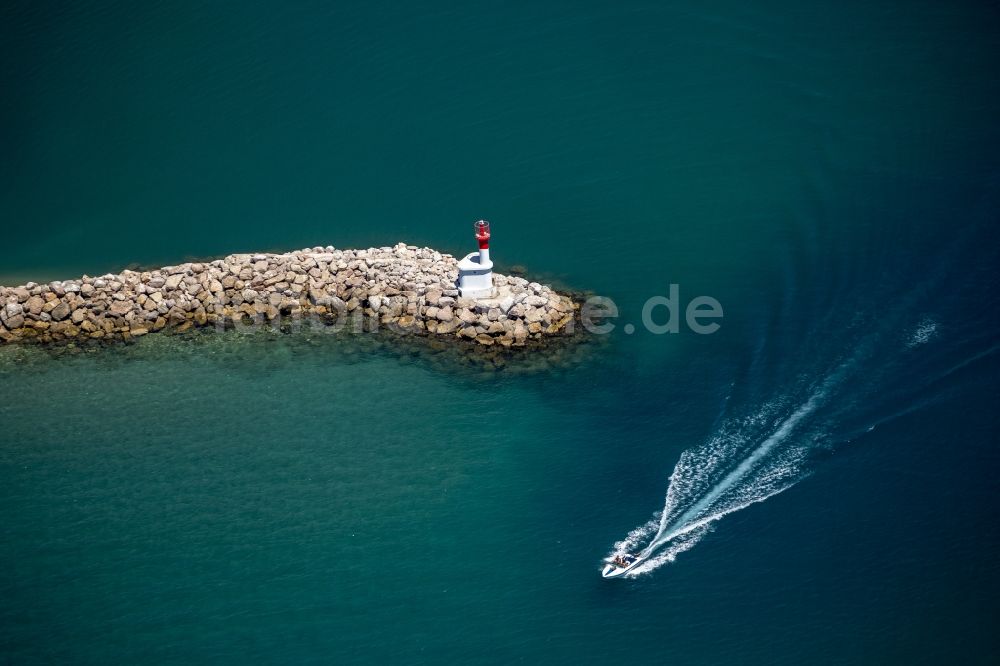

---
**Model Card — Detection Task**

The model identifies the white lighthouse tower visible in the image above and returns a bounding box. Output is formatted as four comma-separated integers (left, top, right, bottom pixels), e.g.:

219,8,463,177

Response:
457,220,494,299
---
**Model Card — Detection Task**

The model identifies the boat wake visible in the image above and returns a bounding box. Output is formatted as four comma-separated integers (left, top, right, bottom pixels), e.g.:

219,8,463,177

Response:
606,390,824,578
604,304,963,578
602,214,999,578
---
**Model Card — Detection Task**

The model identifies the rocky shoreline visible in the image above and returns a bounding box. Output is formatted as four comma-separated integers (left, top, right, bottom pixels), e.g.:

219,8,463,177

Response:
0,244,580,349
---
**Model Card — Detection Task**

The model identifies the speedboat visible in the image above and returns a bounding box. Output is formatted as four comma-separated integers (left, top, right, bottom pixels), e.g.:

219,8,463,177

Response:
602,553,640,578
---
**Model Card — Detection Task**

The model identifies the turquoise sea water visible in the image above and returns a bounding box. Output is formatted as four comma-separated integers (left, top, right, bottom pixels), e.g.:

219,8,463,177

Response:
2,1,999,663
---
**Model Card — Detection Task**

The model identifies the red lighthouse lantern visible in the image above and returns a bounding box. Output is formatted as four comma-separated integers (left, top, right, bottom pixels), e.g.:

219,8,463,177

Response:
475,219,491,250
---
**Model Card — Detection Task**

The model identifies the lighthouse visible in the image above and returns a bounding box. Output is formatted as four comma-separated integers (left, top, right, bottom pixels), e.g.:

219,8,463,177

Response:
457,219,494,299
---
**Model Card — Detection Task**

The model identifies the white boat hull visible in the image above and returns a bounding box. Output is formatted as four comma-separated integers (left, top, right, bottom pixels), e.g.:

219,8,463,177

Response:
601,558,641,578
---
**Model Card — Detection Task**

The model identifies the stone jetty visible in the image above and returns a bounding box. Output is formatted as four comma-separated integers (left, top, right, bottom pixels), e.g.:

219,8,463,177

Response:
0,244,579,348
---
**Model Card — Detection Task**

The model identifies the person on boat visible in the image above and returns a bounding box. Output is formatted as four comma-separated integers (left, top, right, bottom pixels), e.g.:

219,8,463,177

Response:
616,554,636,567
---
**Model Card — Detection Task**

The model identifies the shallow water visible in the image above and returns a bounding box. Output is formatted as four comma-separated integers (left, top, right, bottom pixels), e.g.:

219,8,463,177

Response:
2,1,999,663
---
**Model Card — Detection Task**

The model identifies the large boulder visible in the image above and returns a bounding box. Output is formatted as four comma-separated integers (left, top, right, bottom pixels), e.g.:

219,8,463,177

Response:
26,296,44,315
3,314,24,330
327,296,347,313
551,296,573,313
1,302,23,327
525,295,548,307
109,301,133,316
308,288,331,306
3,301,23,317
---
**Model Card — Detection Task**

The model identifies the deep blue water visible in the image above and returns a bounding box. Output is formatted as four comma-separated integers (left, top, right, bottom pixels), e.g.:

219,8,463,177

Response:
2,1,999,663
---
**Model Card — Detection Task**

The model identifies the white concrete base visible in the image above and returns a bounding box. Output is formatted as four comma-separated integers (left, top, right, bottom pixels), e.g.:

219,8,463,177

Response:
457,251,494,299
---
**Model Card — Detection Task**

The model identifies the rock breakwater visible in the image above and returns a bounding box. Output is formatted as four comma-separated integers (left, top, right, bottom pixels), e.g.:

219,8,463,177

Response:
0,244,579,349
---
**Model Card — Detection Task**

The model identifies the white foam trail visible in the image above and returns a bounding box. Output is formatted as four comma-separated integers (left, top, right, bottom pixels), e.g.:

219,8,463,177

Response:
605,388,827,576
907,318,938,348
647,392,821,553
599,231,995,578
627,526,710,576
603,303,964,577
